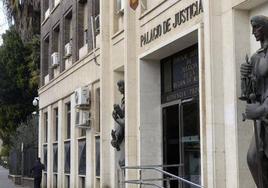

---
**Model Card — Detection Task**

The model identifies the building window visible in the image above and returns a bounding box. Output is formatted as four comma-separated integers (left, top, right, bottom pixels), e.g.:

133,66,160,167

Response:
116,0,124,14
53,143,58,172
161,44,199,104
93,0,100,35
53,174,58,188
64,141,71,173
51,25,60,79
83,1,88,46
42,36,50,85
78,139,86,175
44,112,48,143
80,127,86,137
79,177,85,188
78,0,88,59
113,0,124,33
65,175,70,188
43,145,47,171
95,88,100,133
54,108,58,141
66,102,71,139
42,0,49,21
43,173,47,187
95,136,100,177
64,11,73,70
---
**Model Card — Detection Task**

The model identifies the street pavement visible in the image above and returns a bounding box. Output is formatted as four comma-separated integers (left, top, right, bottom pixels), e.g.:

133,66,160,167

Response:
0,165,30,188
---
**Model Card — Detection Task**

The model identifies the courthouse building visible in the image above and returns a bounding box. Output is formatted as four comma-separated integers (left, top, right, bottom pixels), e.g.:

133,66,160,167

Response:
38,0,268,187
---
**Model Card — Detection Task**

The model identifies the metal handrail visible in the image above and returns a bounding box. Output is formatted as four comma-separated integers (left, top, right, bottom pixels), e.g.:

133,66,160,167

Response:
120,164,203,188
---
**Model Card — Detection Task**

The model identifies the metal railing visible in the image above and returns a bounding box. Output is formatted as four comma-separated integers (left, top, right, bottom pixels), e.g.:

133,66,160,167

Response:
120,164,203,188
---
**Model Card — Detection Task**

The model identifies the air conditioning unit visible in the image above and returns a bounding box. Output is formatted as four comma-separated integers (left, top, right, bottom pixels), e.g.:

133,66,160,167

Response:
75,111,92,129
45,8,50,20
74,87,91,109
64,42,72,58
94,15,100,34
51,52,59,68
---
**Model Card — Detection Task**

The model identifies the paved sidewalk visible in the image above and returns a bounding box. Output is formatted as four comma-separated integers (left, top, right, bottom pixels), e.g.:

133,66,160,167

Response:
0,165,29,188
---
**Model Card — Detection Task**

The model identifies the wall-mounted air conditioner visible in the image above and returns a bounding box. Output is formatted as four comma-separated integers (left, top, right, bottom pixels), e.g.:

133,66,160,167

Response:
51,52,59,68
45,8,50,20
75,111,92,129
64,42,72,58
74,86,91,109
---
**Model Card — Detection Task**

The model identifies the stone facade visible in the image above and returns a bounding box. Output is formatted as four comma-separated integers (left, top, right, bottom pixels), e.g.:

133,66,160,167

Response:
39,0,268,187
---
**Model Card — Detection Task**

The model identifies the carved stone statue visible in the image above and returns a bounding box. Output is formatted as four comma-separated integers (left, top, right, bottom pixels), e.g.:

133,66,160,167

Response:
111,80,125,166
240,15,268,188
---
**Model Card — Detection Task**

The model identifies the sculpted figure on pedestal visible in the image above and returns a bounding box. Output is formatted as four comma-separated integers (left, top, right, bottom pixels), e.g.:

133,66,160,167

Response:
111,80,125,166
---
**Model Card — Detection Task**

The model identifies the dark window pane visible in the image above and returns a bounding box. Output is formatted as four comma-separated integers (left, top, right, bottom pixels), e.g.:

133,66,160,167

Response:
78,139,86,175
64,142,71,173
95,136,100,176
55,108,58,141
172,47,198,90
94,0,100,16
44,113,48,143
163,60,172,93
81,129,86,137
96,88,100,132
53,144,58,172
182,102,200,187
161,44,198,103
79,177,85,188
53,174,57,188
66,103,71,139
65,175,70,188
43,145,47,171
43,173,47,187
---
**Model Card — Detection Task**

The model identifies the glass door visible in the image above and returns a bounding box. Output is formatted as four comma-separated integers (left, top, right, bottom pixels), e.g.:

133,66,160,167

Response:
181,100,200,188
163,99,200,188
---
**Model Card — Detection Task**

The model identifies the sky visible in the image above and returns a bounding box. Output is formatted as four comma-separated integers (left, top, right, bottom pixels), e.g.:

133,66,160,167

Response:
0,2,9,45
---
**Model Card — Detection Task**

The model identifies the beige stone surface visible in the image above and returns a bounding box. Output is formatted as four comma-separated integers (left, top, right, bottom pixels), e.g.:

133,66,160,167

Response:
38,0,268,187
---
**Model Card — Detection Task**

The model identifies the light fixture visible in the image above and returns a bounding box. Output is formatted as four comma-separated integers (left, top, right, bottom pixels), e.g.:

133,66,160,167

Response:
32,97,39,107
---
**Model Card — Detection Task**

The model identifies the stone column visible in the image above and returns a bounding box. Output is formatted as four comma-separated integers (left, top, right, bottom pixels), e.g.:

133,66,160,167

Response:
203,0,256,187
70,94,77,187
57,100,64,187
100,0,113,187
86,128,93,187
124,3,139,188
203,0,226,187
47,106,52,188
38,111,43,160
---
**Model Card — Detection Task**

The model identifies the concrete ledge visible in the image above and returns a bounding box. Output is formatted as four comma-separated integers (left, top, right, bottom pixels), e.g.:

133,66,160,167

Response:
8,175,34,187
8,174,22,185
22,177,34,187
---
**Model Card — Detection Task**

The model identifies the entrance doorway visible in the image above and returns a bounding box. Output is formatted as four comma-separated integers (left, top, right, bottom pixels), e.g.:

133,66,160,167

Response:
163,100,200,188
161,44,200,187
